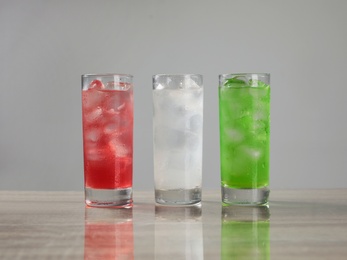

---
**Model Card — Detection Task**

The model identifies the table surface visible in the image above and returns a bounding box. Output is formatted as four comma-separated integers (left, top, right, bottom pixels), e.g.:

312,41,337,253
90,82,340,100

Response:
0,190,346,259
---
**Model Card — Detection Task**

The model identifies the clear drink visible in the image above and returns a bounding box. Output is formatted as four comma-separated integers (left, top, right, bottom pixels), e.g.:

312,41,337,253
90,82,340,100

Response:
82,74,133,208
153,74,203,205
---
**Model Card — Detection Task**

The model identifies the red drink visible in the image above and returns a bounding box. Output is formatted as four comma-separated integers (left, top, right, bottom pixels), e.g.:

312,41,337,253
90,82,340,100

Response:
82,74,133,207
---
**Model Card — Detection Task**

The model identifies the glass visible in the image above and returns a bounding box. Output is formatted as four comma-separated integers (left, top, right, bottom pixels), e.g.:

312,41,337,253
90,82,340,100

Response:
81,73,133,208
153,74,203,205
84,207,134,259
219,73,270,205
221,205,270,259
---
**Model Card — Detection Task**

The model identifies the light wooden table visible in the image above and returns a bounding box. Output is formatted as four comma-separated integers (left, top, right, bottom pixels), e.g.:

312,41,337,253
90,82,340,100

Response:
0,190,346,259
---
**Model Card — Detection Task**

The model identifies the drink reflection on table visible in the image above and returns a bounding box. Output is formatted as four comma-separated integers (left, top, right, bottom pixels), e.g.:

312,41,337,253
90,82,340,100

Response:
221,205,270,260
84,207,134,260
155,205,203,259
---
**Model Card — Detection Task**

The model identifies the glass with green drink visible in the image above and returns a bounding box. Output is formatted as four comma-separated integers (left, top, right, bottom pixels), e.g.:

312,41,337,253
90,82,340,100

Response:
219,73,270,205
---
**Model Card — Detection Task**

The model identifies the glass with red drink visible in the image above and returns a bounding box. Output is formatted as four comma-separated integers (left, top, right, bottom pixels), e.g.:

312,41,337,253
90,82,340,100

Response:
81,74,133,208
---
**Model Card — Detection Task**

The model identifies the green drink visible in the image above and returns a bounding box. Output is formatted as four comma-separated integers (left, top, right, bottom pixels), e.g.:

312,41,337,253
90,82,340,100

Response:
219,73,270,205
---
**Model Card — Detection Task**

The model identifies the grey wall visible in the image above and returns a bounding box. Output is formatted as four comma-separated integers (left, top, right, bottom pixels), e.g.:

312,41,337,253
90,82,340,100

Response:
1,0,346,191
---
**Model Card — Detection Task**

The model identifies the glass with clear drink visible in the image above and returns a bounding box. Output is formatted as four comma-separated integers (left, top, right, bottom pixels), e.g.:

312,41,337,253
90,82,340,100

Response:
153,74,203,205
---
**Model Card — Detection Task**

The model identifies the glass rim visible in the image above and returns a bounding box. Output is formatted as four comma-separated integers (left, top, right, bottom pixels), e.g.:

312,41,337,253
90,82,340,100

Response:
153,73,203,78
219,73,270,78
82,73,133,78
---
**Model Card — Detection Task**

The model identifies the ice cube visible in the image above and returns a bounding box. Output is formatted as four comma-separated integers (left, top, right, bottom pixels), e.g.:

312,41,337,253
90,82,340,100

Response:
182,77,200,89
105,81,116,90
85,107,102,123
249,78,269,88
154,126,185,149
117,103,125,110
155,83,165,90
85,147,105,161
89,79,104,90
185,132,201,150
109,140,129,157
104,122,119,134
254,111,266,120
87,129,102,142
172,89,202,116
166,150,188,171
172,91,189,115
249,88,269,100
153,90,182,118
223,77,247,88
82,90,104,110
242,146,262,159
104,93,127,113
189,114,203,132
225,128,244,143
184,90,203,113
105,81,131,91
193,87,203,100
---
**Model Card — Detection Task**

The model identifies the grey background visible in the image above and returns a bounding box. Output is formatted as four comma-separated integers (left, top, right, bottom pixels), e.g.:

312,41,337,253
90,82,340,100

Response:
1,0,346,191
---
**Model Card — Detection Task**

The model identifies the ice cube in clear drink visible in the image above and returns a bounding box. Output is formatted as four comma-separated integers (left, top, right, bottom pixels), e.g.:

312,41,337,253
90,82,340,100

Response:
189,114,203,132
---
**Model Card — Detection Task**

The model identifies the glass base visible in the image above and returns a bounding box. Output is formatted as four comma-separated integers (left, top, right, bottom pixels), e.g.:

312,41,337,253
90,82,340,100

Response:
85,187,133,208
155,188,201,206
222,186,269,206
